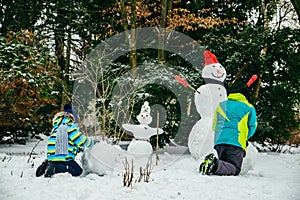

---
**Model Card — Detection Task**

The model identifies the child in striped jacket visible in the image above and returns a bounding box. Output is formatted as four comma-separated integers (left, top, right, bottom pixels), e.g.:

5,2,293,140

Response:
36,105,94,178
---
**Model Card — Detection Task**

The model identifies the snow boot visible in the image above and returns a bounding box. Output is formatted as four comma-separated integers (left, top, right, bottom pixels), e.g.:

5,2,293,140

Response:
199,153,217,175
44,162,56,178
36,159,48,177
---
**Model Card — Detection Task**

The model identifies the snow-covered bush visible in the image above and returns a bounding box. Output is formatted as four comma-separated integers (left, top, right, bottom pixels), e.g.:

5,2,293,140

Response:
0,30,60,141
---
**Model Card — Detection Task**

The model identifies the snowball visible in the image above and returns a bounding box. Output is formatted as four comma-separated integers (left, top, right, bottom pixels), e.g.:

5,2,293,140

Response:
81,142,125,176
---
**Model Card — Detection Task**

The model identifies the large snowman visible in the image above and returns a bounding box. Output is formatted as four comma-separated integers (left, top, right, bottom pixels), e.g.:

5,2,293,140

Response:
188,50,227,159
122,101,164,159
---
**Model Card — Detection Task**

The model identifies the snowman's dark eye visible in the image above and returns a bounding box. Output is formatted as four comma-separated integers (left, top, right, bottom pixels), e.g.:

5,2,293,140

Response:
212,65,215,68
146,115,148,117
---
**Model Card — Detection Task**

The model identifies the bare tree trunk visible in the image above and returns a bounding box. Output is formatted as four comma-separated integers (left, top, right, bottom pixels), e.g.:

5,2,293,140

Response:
63,0,73,104
253,0,269,104
130,0,137,76
121,0,128,31
158,0,172,62
55,30,67,105
121,0,137,76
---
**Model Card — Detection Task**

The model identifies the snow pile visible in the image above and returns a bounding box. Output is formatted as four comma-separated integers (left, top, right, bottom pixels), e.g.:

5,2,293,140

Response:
0,139,300,200
240,143,258,174
81,141,124,176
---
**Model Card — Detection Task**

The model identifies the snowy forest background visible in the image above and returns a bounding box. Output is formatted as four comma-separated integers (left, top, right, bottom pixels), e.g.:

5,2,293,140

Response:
0,0,299,152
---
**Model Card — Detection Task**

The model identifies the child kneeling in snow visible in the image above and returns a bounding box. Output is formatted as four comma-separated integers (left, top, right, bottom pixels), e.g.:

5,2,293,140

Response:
199,88,257,175
36,104,95,178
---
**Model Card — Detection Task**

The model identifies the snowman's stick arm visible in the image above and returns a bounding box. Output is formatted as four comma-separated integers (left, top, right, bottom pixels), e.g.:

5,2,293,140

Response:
174,75,200,94
187,85,200,94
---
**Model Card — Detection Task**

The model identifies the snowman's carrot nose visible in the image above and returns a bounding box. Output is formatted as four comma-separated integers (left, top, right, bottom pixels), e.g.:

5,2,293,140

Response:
216,69,223,75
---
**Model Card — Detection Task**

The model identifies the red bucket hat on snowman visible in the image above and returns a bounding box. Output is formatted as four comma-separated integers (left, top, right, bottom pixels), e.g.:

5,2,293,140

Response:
204,50,219,66
202,50,227,83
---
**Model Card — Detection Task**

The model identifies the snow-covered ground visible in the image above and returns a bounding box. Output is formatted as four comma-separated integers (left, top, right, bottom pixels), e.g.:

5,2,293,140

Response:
0,137,300,200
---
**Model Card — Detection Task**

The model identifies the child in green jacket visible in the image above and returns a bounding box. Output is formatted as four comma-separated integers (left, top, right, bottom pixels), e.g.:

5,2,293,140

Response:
200,88,257,175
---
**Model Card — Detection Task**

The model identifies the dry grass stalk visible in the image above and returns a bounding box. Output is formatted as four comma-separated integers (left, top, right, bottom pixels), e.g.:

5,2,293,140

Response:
123,155,153,187
123,157,134,187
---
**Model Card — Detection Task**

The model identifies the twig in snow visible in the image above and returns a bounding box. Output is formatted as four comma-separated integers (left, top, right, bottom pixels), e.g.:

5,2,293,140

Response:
27,140,41,163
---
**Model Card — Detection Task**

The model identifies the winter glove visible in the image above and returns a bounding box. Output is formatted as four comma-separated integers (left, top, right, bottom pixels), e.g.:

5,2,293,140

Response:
94,139,101,143
36,159,48,177
78,146,85,153
243,141,249,157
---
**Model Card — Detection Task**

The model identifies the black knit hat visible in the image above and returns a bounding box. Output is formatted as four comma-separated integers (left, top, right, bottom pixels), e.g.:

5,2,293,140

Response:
237,87,250,101
63,104,79,123
63,103,72,111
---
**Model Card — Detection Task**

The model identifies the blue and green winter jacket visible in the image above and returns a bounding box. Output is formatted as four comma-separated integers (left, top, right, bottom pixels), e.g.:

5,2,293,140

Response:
213,93,257,150
47,112,94,162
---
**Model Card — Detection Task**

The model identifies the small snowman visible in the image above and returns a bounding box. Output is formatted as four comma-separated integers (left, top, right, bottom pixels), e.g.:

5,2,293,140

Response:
122,101,164,158
188,50,228,159
81,102,164,176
